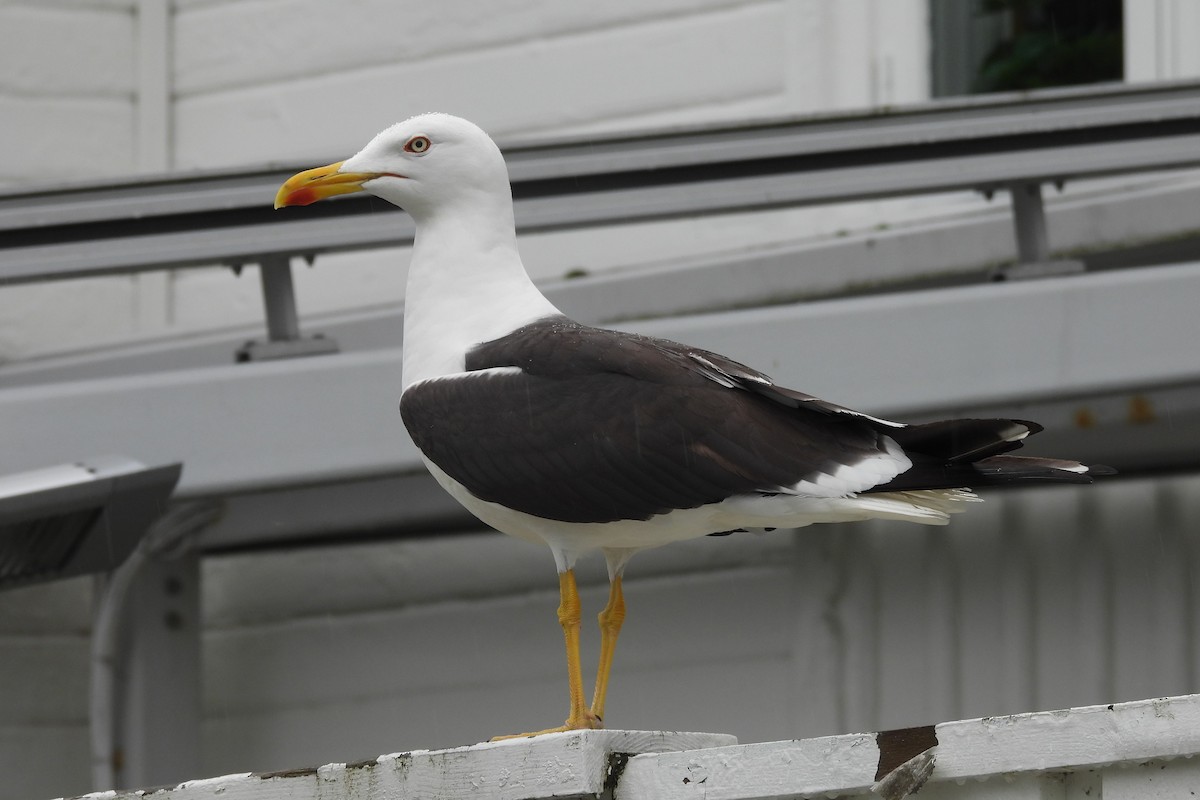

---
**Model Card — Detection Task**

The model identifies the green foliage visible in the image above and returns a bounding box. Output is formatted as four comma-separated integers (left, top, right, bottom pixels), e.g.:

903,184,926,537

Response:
973,0,1122,93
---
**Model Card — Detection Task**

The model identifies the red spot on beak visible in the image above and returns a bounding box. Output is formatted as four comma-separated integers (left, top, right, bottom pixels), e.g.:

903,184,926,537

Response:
285,187,319,207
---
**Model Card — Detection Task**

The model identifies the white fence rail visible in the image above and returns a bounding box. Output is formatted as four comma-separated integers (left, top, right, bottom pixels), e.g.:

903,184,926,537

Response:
69,694,1200,800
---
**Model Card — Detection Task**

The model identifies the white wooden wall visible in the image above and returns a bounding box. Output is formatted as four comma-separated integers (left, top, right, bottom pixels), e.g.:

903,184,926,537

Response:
5,473,1200,799
0,0,931,360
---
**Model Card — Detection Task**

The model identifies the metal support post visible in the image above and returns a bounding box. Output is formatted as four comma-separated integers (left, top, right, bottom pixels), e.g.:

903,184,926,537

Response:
235,255,339,362
1012,182,1050,264
259,255,302,342
994,182,1084,281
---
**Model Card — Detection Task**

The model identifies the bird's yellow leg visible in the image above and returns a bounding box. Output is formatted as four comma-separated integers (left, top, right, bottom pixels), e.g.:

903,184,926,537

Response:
491,569,602,740
589,575,626,723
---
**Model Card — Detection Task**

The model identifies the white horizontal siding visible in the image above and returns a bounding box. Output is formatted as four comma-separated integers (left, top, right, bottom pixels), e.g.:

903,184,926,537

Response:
173,3,789,169
0,636,90,723
0,96,134,184
787,0,928,111
0,578,93,799
6,0,134,9
0,276,139,364
0,727,91,800
203,567,794,771
0,2,135,185
0,4,134,97
172,0,747,97
192,474,1200,779
1125,0,1200,83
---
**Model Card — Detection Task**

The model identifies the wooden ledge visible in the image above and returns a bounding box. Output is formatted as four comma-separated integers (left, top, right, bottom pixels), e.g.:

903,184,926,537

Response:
73,730,737,800
64,695,1200,800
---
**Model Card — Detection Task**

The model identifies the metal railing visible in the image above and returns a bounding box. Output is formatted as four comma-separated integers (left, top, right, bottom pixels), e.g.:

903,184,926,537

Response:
4,80,1200,357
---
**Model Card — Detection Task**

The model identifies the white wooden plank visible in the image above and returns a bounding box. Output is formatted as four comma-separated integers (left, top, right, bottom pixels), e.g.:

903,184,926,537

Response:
618,695,1200,800
1172,474,1200,689
874,523,960,730
202,525,794,629
0,725,91,800
173,0,742,95
0,636,89,722
613,658,796,745
0,5,134,95
1020,486,1106,712
173,4,786,168
995,497,1037,714
1102,481,1189,703
9,0,133,9
1145,480,1195,696
1070,485,1114,703
936,695,1200,777
0,573,92,635
952,495,1011,721
786,526,846,737
0,96,133,185
921,528,962,724
834,523,883,733
97,730,737,800
617,733,882,800
203,567,790,724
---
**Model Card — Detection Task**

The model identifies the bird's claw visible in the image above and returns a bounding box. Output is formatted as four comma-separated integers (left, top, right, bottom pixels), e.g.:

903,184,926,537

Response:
489,711,603,741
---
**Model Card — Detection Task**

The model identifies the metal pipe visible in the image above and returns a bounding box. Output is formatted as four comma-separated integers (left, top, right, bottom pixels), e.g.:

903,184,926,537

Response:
89,503,218,791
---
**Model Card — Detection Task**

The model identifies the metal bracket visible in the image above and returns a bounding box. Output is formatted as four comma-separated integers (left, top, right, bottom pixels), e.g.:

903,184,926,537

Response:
992,182,1084,281
235,255,339,362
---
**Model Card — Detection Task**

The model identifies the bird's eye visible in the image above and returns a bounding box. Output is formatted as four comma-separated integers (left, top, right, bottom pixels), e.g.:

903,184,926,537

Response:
404,135,431,154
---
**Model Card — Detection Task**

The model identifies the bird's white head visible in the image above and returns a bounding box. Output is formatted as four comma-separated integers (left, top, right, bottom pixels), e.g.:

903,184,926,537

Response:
274,113,511,221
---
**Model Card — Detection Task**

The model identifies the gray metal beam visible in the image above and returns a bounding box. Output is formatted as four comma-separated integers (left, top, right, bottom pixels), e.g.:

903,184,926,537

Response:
8,175,1200,390
1,262,1196,504
5,81,1200,285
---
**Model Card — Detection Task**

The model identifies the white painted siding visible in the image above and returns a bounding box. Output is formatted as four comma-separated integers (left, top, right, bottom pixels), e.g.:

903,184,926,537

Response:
0,0,141,360
0,3,135,184
169,0,928,168
0,577,93,800
1125,0,1200,83
191,475,1200,777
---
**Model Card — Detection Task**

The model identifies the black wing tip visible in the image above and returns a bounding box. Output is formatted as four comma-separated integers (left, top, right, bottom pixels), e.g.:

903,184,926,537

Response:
974,456,1118,485
1011,419,1045,436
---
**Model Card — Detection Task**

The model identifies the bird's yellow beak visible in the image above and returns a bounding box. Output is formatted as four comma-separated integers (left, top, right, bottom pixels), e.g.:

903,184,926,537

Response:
273,161,380,209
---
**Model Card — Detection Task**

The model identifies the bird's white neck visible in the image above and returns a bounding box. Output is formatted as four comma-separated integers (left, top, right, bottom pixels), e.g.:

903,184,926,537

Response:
401,198,560,389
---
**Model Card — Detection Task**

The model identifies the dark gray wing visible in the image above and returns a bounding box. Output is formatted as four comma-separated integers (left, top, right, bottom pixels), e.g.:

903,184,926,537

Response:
400,317,892,524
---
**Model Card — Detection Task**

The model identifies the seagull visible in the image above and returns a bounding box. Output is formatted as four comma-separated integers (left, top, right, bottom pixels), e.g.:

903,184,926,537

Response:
275,113,1110,737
